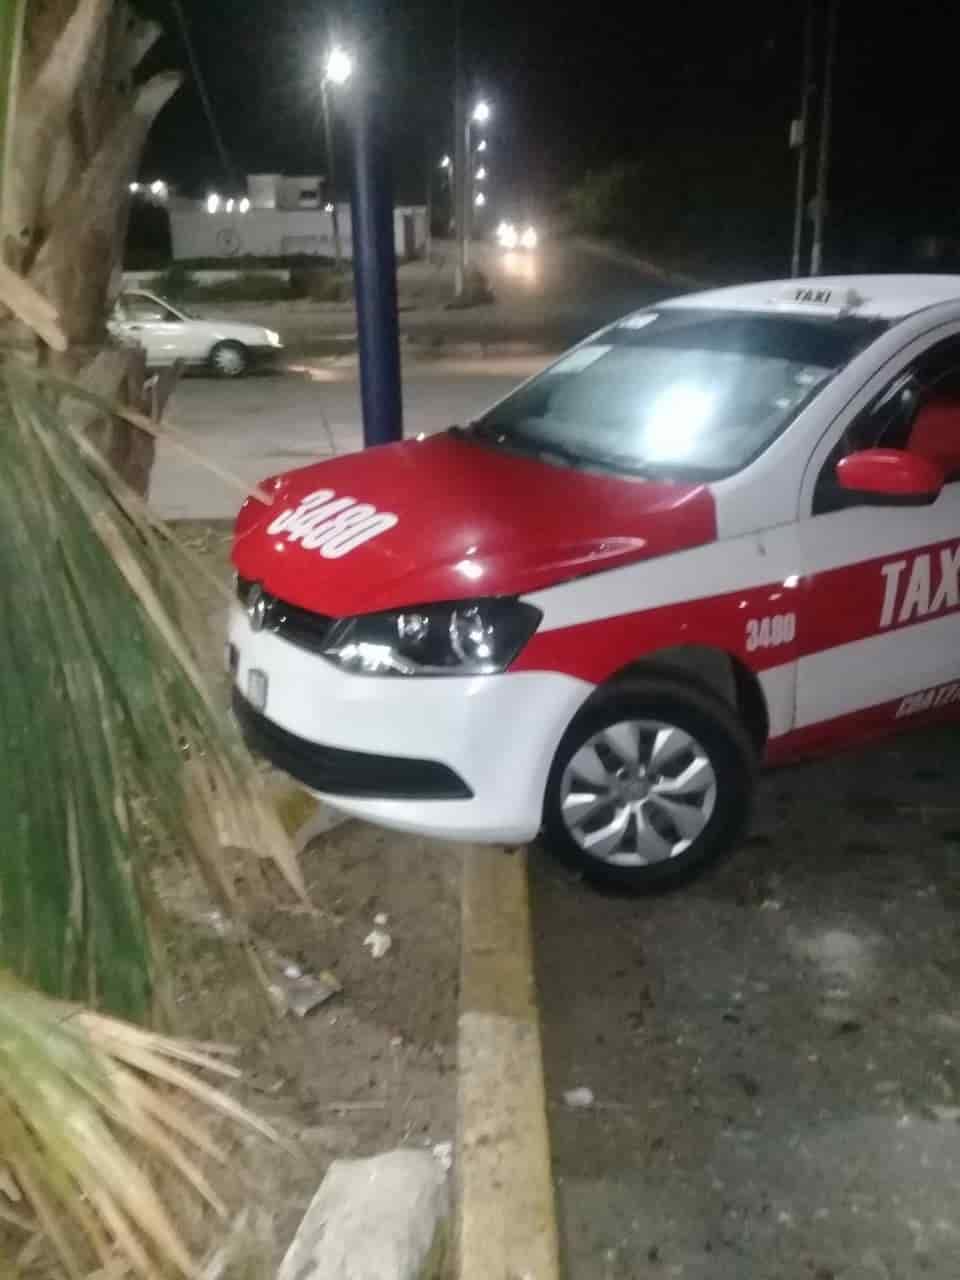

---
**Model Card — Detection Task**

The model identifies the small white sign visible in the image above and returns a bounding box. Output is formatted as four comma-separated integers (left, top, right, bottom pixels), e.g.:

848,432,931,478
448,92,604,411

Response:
247,669,268,710
549,344,613,374
620,312,659,330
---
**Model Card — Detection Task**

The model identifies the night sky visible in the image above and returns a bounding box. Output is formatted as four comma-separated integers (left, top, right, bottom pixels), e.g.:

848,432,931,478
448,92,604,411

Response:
137,2,960,269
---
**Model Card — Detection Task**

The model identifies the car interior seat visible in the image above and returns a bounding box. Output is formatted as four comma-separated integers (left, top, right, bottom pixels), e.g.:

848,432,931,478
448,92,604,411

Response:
906,397,960,478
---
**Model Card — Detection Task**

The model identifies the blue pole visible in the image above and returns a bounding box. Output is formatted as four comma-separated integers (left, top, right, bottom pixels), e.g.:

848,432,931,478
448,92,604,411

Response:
348,22,403,447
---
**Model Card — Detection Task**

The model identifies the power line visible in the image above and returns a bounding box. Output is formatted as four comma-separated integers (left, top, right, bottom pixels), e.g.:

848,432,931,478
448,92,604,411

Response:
168,0,236,185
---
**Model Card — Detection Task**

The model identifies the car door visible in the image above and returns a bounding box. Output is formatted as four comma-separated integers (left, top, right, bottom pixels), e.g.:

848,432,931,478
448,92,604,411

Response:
115,293,187,366
794,331,960,746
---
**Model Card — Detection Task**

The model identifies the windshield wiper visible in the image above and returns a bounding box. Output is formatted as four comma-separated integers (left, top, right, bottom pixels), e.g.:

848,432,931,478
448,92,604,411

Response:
468,420,515,443
456,421,659,477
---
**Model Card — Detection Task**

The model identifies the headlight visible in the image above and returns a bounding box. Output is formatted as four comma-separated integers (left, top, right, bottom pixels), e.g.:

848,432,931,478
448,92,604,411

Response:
497,222,519,250
520,226,538,250
322,599,541,676
265,329,282,347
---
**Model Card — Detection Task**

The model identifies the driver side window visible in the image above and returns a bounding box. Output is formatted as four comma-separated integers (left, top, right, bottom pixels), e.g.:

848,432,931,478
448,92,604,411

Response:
812,335,960,515
120,293,176,324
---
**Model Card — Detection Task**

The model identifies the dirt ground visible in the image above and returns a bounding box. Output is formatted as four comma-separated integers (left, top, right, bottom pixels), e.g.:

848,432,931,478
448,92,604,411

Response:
6,522,460,1276
153,819,460,1272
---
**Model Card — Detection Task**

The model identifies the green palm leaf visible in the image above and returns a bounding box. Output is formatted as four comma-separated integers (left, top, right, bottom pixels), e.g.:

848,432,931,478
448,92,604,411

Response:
0,362,302,1020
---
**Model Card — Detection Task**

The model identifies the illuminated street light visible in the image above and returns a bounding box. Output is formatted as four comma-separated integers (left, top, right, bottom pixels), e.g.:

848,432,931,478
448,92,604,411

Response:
476,139,487,153
440,154,452,170
129,181,141,193
239,197,251,214
150,179,167,197
324,44,353,86
457,98,493,294
226,198,235,213
206,193,220,214
475,166,487,181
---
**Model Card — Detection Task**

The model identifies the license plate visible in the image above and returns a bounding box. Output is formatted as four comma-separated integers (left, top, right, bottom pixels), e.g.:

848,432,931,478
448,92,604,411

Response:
247,669,268,711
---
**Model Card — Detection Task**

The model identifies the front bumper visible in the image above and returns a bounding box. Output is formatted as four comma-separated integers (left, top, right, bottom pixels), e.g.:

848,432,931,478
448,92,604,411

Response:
248,344,284,369
228,604,592,843
233,690,473,799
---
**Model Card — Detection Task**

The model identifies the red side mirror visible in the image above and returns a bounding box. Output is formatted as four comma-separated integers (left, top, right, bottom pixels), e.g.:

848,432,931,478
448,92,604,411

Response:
836,448,945,506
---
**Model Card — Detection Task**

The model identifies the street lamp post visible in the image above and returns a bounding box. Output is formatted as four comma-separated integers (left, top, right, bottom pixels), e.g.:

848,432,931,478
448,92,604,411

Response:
322,44,353,271
790,0,814,278
467,99,490,243
345,12,403,446
810,0,837,276
455,97,490,294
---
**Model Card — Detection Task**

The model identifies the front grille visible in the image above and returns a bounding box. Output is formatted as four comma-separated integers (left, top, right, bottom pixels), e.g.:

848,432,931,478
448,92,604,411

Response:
233,691,473,800
236,576,335,654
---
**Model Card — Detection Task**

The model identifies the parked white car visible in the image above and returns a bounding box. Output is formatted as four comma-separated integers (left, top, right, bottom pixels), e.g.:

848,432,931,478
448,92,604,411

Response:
109,290,283,377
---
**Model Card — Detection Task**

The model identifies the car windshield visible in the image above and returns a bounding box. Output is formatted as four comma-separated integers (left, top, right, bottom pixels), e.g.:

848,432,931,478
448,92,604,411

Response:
471,308,888,479
154,295,195,319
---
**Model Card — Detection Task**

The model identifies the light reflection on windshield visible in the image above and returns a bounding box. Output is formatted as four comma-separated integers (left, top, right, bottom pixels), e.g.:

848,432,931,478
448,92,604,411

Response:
473,309,887,479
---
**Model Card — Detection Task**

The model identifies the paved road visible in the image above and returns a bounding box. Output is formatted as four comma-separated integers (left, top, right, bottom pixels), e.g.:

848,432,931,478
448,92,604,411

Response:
151,357,548,520
533,726,960,1279
186,238,675,359
481,238,680,342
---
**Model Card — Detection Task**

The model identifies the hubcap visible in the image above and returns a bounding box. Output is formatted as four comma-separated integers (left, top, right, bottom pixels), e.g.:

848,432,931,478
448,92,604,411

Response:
213,345,245,376
559,719,717,866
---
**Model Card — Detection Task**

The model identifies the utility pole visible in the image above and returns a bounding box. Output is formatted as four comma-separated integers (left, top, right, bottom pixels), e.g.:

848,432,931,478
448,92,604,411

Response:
321,78,343,270
810,0,837,276
348,0,403,446
424,140,433,264
790,0,815,278
453,0,467,296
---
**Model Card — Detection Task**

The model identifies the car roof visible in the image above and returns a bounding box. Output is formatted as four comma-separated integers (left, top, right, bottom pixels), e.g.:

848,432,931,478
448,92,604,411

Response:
653,274,960,321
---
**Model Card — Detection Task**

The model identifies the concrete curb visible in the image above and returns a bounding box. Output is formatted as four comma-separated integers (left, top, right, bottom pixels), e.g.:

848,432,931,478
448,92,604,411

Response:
285,337,558,362
457,846,560,1280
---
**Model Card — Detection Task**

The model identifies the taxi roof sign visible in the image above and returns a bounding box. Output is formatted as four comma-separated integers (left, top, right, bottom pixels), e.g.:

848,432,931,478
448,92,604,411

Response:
773,284,866,315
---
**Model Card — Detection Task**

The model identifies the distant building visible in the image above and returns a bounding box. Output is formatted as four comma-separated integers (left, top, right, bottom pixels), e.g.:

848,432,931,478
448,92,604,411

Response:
168,173,426,262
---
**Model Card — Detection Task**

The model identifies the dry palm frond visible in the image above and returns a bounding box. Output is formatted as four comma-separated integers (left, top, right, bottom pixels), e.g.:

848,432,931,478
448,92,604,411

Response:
0,973,277,1279
0,358,304,1021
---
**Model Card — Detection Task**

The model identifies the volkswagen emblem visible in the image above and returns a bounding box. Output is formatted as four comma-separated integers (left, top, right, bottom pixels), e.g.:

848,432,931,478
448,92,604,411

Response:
247,584,272,632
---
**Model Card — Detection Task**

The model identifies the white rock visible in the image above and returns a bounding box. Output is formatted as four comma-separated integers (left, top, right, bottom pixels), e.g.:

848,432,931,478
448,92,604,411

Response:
374,912,390,927
364,928,392,960
563,1086,595,1109
431,1141,453,1172
277,1151,449,1280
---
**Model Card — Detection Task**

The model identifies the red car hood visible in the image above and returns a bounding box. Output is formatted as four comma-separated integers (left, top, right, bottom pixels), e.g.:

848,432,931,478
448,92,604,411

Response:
232,433,716,616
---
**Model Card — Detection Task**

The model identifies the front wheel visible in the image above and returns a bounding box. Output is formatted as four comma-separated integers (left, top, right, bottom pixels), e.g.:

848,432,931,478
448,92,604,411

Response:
209,340,250,378
542,677,756,892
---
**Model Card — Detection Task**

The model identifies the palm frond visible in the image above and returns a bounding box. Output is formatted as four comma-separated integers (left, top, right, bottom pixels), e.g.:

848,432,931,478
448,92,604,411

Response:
0,0,25,209
0,361,303,1020
0,973,276,1279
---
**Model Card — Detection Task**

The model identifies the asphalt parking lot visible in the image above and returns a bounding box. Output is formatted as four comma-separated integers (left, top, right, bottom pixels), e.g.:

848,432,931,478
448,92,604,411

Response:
533,722,960,1279
152,357,548,520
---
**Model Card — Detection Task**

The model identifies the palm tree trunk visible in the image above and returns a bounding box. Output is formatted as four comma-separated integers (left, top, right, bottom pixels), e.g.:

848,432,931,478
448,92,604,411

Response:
1,0,180,495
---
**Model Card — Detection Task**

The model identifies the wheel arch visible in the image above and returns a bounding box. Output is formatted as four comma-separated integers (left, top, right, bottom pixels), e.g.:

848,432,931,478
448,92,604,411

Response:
600,644,770,753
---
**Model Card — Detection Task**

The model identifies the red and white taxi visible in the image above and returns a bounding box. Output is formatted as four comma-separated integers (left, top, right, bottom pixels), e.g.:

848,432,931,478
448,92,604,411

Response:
230,275,960,889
